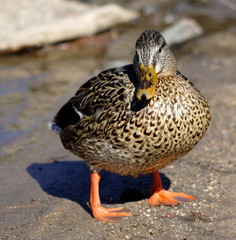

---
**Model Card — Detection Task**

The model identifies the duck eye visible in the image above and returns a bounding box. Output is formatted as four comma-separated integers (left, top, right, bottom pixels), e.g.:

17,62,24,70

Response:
159,48,162,53
148,73,152,78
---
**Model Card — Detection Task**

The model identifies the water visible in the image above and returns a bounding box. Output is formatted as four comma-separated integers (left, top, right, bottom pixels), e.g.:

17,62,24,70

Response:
0,62,42,145
0,50,108,149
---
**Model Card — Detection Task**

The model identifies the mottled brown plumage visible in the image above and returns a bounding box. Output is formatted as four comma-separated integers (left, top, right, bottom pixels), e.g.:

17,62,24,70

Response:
49,30,211,222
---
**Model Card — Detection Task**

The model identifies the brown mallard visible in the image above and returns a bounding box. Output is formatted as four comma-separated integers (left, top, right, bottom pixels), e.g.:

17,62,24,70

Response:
49,30,211,222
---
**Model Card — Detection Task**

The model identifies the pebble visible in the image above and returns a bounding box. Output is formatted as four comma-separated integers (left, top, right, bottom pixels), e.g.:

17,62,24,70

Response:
164,13,175,24
148,229,153,235
142,5,157,16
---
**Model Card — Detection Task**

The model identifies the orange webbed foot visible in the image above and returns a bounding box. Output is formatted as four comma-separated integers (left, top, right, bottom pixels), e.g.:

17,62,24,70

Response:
91,205,130,223
149,189,196,206
149,171,196,206
89,172,130,222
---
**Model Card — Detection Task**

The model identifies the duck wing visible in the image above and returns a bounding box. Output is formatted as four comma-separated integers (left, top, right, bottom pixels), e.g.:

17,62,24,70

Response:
53,65,136,131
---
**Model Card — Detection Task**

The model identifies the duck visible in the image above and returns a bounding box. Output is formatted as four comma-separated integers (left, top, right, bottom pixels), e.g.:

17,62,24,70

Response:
49,30,211,223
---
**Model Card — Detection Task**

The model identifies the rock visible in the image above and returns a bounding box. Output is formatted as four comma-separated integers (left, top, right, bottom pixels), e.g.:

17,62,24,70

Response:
0,0,139,53
162,18,203,46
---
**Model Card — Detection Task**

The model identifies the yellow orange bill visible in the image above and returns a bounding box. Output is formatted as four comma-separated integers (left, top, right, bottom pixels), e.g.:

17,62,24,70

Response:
136,64,158,101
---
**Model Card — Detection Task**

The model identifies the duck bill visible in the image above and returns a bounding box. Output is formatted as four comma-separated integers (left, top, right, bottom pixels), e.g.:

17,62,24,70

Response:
136,64,158,101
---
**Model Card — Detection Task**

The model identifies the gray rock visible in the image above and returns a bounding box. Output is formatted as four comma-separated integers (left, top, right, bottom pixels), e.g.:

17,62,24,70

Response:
162,18,203,46
0,0,139,52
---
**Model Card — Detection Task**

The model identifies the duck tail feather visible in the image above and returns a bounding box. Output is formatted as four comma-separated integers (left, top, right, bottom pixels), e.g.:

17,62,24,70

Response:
48,121,61,135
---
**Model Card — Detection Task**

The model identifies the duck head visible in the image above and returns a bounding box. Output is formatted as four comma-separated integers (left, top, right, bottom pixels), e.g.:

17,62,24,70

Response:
133,30,177,101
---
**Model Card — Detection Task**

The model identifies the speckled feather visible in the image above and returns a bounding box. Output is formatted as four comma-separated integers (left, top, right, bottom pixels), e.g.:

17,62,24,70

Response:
55,67,210,177
52,31,211,178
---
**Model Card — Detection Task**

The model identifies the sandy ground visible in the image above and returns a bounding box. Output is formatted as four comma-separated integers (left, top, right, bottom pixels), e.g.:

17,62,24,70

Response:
0,1,236,240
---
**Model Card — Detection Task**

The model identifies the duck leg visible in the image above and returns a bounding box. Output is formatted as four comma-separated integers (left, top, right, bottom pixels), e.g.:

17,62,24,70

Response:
89,172,130,222
149,171,196,206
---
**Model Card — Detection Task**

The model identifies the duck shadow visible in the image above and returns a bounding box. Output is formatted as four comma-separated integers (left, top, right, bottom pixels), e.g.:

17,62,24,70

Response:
27,160,170,215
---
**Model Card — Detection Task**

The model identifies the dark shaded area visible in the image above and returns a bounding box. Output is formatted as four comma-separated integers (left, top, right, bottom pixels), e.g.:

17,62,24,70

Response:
131,95,151,112
53,97,81,130
27,160,170,213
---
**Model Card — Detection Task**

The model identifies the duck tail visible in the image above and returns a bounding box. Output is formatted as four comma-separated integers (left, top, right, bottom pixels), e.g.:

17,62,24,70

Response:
48,97,81,135
48,121,61,135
